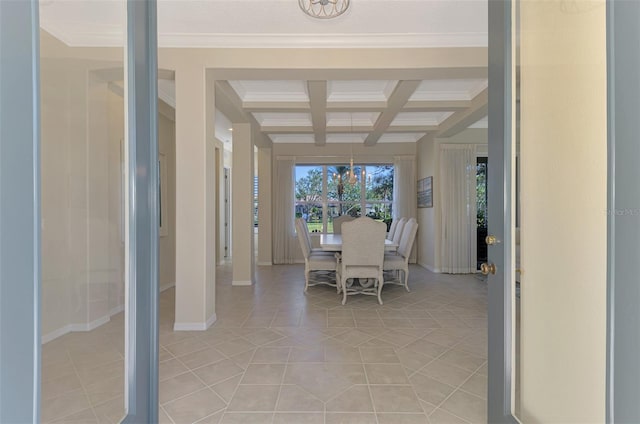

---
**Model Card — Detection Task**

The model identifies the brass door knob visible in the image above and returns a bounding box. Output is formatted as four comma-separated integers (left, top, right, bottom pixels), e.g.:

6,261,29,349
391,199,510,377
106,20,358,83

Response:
485,235,499,245
481,262,497,275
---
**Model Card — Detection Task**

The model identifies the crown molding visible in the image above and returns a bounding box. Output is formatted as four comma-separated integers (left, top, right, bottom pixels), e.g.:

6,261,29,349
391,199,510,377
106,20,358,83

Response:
40,27,488,49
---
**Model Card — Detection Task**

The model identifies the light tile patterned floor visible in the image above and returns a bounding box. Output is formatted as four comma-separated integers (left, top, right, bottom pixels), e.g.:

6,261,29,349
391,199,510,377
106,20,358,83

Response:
42,264,488,424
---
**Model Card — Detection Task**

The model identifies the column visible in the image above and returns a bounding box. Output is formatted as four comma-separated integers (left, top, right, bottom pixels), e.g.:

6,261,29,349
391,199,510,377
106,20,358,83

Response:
232,123,255,285
257,147,273,265
174,64,216,330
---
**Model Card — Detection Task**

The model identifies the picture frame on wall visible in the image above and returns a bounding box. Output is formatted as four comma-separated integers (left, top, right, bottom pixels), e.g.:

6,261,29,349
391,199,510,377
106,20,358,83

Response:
417,176,433,208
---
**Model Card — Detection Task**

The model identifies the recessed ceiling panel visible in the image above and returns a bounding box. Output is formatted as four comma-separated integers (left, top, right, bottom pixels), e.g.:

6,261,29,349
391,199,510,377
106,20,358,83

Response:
326,133,368,144
253,112,312,127
326,112,380,127
410,79,488,101
269,134,316,144
391,111,454,126
378,133,426,143
228,80,309,102
327,80,398,102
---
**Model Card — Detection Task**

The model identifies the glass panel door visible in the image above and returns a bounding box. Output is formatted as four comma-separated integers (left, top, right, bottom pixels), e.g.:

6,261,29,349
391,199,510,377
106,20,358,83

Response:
39,1,127,421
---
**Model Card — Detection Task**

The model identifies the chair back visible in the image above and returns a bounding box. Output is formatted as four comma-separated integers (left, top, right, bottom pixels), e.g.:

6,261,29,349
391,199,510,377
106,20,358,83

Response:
341,217,386,267
398,218,418,258
333,215,355,234
386,219,399,241
295,218,311,259
391,217,407,246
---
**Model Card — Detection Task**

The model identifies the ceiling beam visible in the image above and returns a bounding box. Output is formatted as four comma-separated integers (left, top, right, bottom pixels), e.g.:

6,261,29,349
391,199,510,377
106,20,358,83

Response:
307,81,327,146
435,88,488,138
364,80,422,146
403,100,471,112
326,101,388,112
215,80,272,148
243,101,310,113
261,126,375,134
384,125,439,133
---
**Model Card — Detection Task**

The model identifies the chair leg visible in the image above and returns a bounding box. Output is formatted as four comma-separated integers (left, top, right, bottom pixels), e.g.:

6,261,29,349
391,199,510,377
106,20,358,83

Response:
377,275,384,305
403,267,410,292
304,266,309,293
341,278,348,305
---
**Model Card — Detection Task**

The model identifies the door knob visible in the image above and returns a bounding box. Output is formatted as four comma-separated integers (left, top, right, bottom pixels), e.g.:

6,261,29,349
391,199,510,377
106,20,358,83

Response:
481,262,497,275
485,234,499,245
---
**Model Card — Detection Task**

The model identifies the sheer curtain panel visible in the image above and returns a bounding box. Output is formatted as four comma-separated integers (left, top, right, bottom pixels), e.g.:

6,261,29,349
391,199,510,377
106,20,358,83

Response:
274,157,297,264
439,144,477,273
393,156,417,262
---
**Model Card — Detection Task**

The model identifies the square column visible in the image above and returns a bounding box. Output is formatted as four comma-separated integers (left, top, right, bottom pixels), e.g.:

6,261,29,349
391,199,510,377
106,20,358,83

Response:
174,65,216,330
231,123,255,285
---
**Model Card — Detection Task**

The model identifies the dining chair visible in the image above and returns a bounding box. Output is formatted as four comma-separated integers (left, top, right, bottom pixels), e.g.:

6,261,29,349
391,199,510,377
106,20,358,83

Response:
336,217,386,305
332,215,355,234
391,217,407,247
386,218,399,241
298,218,333,256
383,218,418,292
295,218,338,293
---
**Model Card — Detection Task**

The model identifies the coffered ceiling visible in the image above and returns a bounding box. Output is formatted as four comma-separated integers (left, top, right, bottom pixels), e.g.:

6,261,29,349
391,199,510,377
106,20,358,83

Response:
214,78,488,147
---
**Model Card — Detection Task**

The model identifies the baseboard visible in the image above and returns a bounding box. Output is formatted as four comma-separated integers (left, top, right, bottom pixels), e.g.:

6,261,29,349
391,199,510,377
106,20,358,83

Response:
232,280,254,286
174,313,217,332
160,282,176,292
42,305,124,344
257,261,273,266
419,262,440,273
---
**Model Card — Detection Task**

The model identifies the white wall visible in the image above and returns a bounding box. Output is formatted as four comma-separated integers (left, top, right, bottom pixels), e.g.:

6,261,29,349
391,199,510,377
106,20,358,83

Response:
416,128,487,272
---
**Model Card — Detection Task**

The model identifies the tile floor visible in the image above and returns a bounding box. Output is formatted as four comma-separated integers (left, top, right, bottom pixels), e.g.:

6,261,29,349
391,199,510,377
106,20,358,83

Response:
42,264,488,424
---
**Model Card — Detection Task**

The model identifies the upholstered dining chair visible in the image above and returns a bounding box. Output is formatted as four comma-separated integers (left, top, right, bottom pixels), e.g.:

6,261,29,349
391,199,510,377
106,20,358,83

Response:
336,217,386,305
383,218,418,292
332,215,355,234
386,219,399,241
295,218,338,293
391,217,407,247
298,218,333,256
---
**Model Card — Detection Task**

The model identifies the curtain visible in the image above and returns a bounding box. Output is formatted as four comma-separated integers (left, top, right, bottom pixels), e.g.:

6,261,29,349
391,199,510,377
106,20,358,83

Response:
393,156,417,262
439,144,477,273
273,157,297,264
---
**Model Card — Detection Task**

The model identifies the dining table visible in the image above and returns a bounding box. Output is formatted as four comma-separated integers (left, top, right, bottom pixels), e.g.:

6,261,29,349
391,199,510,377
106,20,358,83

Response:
318,234,398,252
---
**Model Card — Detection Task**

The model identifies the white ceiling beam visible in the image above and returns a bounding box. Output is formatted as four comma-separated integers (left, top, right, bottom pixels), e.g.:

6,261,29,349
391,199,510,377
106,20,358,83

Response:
385,125,439,133
307,81,327,146
243,101,310,113
326,101,388,112
364,80,422,146
403,100,471,112
261,126,376,134
215,80,272,148
436,88,488,138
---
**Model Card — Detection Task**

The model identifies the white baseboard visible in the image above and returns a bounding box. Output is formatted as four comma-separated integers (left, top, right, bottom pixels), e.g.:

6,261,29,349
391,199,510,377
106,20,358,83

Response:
174,313,217,332
257,261,272,266
419,262,440,273
232,280,253,286
42,305,124,344
160,282,176,292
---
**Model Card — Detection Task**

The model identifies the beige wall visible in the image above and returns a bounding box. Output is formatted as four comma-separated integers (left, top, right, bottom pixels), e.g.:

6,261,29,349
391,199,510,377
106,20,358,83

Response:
518,0,607,421
158,106,177,291
40,48,125,341
416,129,487,272
40,31,178,341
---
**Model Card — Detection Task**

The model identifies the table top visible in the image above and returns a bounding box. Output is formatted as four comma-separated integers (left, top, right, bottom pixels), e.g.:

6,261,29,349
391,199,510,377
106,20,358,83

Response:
318,234,398,252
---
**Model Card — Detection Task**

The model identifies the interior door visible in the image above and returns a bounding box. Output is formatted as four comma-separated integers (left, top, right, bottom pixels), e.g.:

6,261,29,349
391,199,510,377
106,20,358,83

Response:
487,0,608,422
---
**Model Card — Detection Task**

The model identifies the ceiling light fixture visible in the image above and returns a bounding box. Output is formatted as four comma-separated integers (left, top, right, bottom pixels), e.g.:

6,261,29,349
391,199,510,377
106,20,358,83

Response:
298,0,350,19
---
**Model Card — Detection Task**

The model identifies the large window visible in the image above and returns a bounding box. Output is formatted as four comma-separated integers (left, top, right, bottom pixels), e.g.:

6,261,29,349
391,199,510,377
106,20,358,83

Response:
295,164,393,233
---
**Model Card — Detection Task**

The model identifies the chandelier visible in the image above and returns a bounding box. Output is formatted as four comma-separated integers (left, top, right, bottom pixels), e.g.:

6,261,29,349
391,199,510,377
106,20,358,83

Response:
298,0,350,19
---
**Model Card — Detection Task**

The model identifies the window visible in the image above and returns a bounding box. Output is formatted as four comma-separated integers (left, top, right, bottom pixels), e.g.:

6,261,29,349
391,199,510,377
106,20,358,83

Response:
295,164,393,233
